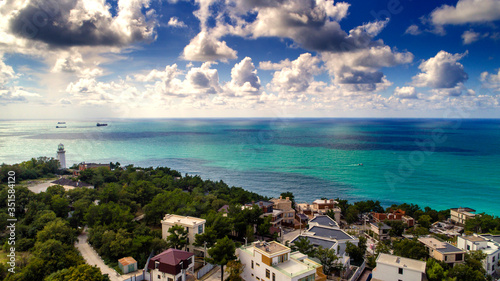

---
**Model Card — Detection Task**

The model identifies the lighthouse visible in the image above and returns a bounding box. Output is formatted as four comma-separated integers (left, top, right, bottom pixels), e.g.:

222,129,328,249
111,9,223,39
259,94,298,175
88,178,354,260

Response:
57,143,66,169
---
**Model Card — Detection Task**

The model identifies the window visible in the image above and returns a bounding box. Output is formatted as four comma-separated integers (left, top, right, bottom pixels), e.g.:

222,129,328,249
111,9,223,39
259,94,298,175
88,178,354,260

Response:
272,273,275,281
155,261,160,269
158,275,161,279
398,268,403,275
251,261,254,269
266,269,270,279
256,277,260,280
198,225,203,234
456,253,463,261
445,256,448,261
168,278,173,281
256,263,260,267
467,245,470,250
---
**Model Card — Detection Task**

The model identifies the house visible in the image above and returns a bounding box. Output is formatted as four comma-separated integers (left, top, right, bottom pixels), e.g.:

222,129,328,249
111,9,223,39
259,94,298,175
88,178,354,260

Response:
418,237,465,266
457,234,500,276
50,178,94,191
118,257,137,274
244,201,284,228
450,207,476,226
370,222,392,241
147,249,194,281
308,215,339,229
73,162,111,176
237,241,326,281
161,214,206,255
270,197,296,226
372,253,426,281
291,224,358,267
296,199,341,224
218,205,229,217
372,209,415,227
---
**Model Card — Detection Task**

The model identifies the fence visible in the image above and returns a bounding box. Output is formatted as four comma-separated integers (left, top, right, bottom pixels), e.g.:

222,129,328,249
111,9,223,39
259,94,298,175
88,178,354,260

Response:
197,263,215,279
123,273,145,281
348,260,366,281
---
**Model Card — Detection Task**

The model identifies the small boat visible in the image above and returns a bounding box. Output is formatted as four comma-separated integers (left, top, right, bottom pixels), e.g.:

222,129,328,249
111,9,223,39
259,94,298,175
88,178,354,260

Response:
56,126,67,128
358,163,363,166
96,123,108,127
57,122,66,124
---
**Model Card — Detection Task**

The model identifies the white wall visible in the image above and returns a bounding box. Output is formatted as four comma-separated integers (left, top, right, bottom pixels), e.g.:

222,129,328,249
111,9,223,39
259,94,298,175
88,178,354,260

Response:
372,263,422,281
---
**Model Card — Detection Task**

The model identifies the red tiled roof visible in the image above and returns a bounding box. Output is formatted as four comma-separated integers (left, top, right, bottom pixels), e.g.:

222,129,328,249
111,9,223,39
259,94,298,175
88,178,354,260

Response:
151,249,194,266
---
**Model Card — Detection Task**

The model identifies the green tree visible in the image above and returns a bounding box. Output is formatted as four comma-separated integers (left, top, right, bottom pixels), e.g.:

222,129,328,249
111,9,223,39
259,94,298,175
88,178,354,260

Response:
194,227,218,248
426,259,450,281
313,246,340,275
291,236,316,256
392,239,428,260
45,264,108,281
345,205,360,224
166,225,188,250
345,242,365,266
36,218,76,245
418,215,433,228
206,236,236,281
225,260,245,281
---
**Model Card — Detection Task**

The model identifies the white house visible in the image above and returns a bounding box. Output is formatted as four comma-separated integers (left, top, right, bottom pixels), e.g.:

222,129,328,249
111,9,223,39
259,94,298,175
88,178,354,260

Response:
291,224,358,267
372,253,426,281
161,214,206,254
237,241,326,281
457,234,500,276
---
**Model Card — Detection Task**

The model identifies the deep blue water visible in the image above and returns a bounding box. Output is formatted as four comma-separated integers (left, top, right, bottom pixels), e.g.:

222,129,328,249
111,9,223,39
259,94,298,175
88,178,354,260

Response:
1,118,499,215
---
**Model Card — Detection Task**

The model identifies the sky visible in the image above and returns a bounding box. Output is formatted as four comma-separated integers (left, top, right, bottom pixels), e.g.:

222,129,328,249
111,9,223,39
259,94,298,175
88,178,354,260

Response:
1,0,500,119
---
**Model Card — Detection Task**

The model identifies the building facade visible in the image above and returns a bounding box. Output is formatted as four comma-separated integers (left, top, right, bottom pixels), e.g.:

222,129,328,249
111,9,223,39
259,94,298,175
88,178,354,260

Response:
118,257,137,274
418,237,465,266
457,234,500,276
270,197,295,226
296,199,341,224
372,253,426,281
237,241,326,281
147,249,194,281
161,214,206,254
450,207,476,226
370,222,391,241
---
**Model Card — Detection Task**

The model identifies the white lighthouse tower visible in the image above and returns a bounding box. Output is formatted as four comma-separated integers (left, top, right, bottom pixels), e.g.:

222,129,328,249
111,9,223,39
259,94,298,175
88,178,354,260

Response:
57,143,66,169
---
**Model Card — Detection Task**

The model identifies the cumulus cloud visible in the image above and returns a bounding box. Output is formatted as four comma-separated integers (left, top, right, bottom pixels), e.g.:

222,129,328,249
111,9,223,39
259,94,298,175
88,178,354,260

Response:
405,24,421,35
4,0,157,48
0,54,40,105
182,31,237,62
322,45,413,85
430,0,500,25
461,30,480,44
481,69,500,91
168,17,187,28
269,53,322,95
225,57,261,96
412,51,468,89
393,86,420,99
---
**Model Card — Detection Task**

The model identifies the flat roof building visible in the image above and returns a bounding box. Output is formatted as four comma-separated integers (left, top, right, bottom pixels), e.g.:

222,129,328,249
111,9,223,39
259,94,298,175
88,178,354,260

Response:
372,253,426,281
418,237,465,266
161,214,206,255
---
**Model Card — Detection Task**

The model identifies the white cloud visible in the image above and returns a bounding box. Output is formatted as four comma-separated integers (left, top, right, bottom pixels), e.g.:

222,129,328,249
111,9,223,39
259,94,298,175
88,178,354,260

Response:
2,0,157,48
182,31,237,62
394,86,420,99
259,59,293,71
168,17,187,28
269,53,323,95
430,0,500,25
481,69,500,91
225,57,261,97
461,30,484,44
0,55,16,84
0,54,40,105
405,24,421,35
412,51,468,89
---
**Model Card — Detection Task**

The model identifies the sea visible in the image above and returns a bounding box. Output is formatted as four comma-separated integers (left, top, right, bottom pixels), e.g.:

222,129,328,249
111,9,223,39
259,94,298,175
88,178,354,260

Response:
0,118,499,215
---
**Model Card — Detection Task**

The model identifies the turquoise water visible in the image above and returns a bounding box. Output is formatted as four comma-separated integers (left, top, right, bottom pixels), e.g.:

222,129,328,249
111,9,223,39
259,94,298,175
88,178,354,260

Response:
0,119,499,215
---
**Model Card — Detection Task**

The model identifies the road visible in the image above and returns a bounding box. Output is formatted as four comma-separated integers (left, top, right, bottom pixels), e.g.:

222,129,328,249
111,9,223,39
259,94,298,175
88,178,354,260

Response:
75,230,122,281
